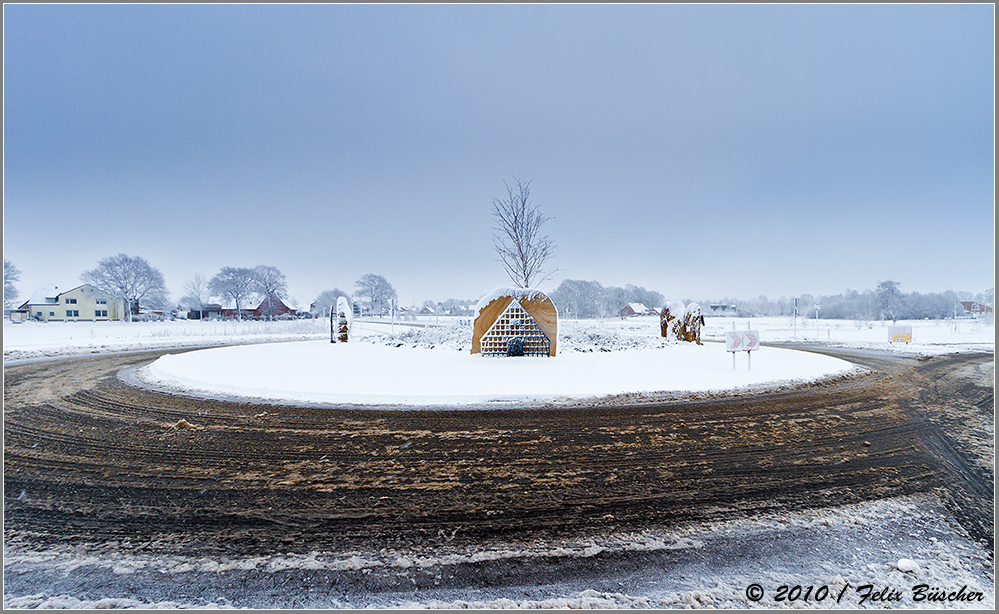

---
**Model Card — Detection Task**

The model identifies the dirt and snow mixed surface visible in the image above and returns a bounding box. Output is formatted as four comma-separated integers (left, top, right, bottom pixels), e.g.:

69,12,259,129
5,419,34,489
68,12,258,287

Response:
3,315,995,609
3,495,993,610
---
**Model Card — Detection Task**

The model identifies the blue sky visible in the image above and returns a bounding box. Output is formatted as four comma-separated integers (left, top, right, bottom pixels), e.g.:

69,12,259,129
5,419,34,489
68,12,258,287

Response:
3,4,994,309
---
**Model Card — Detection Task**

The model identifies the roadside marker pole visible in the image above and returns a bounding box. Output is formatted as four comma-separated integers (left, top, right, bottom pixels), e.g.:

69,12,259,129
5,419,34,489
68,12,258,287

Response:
793,298,798,339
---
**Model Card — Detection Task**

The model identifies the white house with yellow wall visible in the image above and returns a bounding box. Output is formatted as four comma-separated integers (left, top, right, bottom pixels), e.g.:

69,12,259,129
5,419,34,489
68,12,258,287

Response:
19,284,121,322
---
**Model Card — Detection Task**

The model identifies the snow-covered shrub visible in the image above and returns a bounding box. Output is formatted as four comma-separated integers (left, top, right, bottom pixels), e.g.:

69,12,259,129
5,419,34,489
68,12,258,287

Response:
366,321,473,352
558,325,675,353
371,318,685,354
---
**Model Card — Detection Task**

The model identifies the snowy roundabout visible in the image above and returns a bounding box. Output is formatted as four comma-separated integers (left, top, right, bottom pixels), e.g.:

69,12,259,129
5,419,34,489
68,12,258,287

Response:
135,338,858,407
5,320,994,609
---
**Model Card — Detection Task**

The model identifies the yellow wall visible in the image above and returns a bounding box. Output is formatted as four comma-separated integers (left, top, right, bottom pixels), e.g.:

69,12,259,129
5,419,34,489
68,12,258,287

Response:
26,285,120,321
26,302,59,321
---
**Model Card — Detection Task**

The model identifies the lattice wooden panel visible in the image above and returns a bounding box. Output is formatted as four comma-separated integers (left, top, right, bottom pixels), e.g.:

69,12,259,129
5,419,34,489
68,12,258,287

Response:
480,300,551,357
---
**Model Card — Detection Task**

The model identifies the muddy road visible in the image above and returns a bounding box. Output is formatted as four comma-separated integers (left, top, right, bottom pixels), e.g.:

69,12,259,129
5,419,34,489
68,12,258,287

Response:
3,346,993,563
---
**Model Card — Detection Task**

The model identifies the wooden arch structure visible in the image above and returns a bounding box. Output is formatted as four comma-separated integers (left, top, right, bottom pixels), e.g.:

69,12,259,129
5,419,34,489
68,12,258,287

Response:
472,288,558,357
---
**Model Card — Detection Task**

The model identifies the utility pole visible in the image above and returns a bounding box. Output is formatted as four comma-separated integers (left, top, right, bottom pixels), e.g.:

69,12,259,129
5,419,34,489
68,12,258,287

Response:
793,297,798,339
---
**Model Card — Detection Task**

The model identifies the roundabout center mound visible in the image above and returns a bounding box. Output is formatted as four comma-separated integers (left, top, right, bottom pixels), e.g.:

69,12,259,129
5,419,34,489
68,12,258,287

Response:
135,340,857,408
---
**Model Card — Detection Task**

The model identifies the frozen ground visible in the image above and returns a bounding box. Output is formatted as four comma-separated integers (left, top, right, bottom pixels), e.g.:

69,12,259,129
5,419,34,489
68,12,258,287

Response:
3,495,993,609
3,314,994,609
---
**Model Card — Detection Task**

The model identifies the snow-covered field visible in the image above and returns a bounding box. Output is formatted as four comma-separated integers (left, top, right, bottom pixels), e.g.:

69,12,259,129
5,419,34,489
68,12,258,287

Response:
5,313,993,361
2,317,330,362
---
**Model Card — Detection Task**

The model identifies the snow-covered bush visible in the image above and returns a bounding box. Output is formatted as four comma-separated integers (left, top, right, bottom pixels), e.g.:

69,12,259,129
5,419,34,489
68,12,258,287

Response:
558,325,675,353
368,318,687,354
366,321,473,352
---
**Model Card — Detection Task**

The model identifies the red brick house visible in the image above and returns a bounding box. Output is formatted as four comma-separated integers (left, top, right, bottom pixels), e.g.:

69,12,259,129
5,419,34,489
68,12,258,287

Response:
961,301,994,316
254,294,297,319
620,303,650,317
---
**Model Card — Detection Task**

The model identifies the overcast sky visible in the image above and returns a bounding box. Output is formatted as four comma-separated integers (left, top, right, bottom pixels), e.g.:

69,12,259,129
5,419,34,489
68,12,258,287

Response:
4,4,994,309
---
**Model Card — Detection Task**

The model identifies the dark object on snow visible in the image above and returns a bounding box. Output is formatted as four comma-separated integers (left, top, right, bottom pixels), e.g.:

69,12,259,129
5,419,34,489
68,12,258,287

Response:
506,337,525,357
337,311,349,343
331,296,351,343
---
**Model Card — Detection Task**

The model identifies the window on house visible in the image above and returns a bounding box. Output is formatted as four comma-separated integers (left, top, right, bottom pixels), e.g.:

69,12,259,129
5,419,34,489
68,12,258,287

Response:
96,299,107,305
95,310,108,318
65,298,77,304
36,311,42,317
49,312,55,317
66,310,79,317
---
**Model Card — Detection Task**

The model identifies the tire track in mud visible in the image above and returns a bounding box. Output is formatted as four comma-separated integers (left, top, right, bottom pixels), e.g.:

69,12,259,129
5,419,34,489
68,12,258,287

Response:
4,346,993,557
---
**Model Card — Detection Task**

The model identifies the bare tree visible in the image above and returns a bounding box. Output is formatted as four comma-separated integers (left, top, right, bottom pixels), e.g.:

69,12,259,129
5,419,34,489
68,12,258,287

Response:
354,274,397,316
80,254,169,322
312,288,351,319
876,279,903,323
491,178,557,288
253,265,288,320
4,259,21,309
181,274,210,319
209,267,257,320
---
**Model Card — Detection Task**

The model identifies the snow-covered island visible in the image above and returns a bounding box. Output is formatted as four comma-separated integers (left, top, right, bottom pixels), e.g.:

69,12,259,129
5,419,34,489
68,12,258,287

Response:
5,314,993,407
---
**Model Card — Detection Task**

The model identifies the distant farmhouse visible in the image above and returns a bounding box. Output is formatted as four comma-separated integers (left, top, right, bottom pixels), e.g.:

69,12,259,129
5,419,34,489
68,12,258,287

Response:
620,303,654,317
961,301,994,316
253,294,296,319
709,304,739,315
214,295,297,320
17,284,121,322
187,303,224,320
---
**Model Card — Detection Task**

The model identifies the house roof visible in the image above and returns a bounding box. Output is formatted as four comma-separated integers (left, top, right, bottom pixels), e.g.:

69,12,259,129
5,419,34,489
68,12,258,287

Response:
22,285,61,307
58,284,90,296
255,294,292,309
625,303,648,312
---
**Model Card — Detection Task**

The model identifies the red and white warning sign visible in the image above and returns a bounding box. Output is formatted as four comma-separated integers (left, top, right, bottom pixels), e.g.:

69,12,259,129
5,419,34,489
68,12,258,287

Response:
726,330,760,352
725,331,743,352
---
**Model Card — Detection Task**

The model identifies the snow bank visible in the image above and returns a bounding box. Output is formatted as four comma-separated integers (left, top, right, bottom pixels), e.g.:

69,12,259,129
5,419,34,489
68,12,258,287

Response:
2,318,330,362
138,337,856,407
